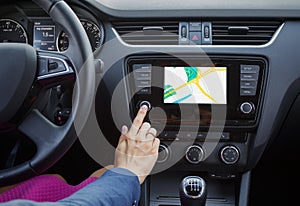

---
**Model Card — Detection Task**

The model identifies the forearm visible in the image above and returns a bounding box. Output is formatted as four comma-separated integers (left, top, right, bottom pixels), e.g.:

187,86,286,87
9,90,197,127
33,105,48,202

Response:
0,168,140,206
59,168,141,206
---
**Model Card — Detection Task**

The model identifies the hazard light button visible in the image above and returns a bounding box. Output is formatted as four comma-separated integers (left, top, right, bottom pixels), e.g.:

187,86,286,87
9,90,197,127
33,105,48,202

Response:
189,31,202,45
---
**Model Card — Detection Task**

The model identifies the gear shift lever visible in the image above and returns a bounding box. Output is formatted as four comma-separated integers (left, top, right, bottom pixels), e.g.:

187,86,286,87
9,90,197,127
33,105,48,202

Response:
179,176,207,206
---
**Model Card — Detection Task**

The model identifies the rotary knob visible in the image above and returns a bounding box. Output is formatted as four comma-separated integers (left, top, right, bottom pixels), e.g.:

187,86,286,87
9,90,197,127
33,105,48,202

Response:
240,102,254,114
220,145,240,165
157,144,170,163
139,101,151,111
186,145,205,164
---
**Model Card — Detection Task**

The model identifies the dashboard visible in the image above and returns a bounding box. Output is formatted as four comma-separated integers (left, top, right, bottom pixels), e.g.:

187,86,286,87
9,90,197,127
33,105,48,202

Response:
1,0,300,206
0,3,104,52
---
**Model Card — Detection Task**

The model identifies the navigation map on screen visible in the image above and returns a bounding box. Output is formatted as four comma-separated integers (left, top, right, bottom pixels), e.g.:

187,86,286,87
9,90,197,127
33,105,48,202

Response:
164,66,227,104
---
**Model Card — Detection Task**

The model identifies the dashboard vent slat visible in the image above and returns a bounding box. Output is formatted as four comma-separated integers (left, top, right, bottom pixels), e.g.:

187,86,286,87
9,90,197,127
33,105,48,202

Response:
112,21,179,45
212,20,282,45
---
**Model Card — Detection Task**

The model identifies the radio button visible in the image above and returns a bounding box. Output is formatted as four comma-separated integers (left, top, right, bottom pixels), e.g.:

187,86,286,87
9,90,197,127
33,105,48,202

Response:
240,80,257,88
221,132,230,140
136,80,151,87
240,102,255,114
240,73,259,81
133,64,151,72
196,132,206,140
240,88,256,96
240,65,260,74
135,72,151,79
137,88,151,94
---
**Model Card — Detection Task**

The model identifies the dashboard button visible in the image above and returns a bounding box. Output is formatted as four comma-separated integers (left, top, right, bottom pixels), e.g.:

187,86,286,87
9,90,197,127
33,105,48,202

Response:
189,31,201,45
137,88,151,94
240,65,260,74
135,72,151,79
240,73,259,81
133,64,152,72
240,88,256,96
139,101,151,111
240,80,257,88
136,80,151,87
189,22,202,31
221,132,230,140
196,132,206,140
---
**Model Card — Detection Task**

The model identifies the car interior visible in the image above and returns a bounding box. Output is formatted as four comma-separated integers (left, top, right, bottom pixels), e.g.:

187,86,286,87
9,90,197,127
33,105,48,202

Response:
0,0,300,205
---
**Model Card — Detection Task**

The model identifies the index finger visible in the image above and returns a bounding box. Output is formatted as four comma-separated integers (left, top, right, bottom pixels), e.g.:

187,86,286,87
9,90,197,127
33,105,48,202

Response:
128,105,148,136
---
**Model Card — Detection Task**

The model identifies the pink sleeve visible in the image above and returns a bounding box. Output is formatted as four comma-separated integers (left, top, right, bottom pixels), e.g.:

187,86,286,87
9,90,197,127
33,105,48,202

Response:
0,175,97,203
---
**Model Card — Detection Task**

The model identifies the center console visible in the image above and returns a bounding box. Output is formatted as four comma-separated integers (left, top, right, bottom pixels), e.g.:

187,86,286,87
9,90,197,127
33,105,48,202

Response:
125,54,267,205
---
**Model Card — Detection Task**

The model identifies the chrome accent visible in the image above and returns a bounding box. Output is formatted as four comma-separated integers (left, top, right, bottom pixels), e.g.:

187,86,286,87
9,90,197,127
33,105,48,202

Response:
157,144,170,163
37,55,72,80
112,23,284,48
0,19,28,44
240,102,254,114
182,176,206,198
185,145,204,164
220,145,240,165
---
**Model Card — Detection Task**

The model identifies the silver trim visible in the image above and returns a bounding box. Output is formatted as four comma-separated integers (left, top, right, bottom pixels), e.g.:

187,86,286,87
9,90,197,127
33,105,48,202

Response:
139,100,152,111
0,19,28,44
182,176,206,198
157,144,170,163
56,19,104,52
112,23,284,49
240,102,254,114
220,145,240,165
37,55,72,80
185,145,205,164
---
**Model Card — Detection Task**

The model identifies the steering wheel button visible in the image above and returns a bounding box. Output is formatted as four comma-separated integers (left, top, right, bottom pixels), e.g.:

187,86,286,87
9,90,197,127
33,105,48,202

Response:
48,59,66,73
38,58,48,76
48,61,58,70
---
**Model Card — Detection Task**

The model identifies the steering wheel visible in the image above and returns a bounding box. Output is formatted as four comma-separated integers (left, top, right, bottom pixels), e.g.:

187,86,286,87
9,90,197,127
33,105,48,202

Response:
0,0,95,186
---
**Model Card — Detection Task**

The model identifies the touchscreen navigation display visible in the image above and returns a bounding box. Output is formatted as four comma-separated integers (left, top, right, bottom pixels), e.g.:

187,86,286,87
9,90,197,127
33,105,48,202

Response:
164,66,227,104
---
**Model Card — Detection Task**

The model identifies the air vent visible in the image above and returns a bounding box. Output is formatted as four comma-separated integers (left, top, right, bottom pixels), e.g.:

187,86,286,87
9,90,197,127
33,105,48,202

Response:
212,21,282,45
112,21,179,45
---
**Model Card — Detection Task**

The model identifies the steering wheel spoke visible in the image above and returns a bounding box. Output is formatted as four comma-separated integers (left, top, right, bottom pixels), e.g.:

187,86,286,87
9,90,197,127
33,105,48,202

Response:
18,109,75,174
37,51,75,87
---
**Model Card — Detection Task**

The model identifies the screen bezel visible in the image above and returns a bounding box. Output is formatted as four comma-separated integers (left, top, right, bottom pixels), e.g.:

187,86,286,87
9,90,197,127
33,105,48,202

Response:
126,55,266,129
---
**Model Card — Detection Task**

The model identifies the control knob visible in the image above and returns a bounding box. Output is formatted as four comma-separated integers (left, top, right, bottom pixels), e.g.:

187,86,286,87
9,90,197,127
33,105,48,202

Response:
157,144,170,163
186,145,204,164
240,102,254,114
139,100,151,111
220,145,240,164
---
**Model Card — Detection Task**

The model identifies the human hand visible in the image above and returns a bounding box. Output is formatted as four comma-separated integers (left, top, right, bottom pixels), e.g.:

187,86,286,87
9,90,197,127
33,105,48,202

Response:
114,105,160,184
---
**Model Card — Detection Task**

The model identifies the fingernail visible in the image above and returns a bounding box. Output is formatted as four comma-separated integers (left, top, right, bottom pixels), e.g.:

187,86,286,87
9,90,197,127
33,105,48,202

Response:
141,105,148,111
121,125,128,135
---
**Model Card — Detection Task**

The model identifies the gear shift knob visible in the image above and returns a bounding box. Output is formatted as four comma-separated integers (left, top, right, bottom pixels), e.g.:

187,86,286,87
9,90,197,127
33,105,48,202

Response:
179,176,207,206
